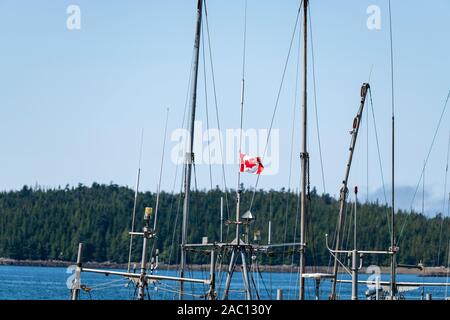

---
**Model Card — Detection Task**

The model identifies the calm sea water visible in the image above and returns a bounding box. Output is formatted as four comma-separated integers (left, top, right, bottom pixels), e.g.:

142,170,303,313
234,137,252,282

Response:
0,265,449,300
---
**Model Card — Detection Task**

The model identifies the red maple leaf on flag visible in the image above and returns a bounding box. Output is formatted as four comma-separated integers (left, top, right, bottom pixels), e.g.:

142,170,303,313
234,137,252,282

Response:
240,153,264,175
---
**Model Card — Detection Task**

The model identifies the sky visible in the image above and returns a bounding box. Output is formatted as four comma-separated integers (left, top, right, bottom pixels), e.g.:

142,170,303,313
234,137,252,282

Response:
0,0,449,216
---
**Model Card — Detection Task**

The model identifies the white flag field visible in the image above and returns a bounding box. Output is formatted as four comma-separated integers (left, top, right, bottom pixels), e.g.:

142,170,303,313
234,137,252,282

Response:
239,153,264,175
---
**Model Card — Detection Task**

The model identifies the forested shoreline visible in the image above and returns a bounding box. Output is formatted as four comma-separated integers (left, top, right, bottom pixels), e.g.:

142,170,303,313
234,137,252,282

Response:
0,183,448,267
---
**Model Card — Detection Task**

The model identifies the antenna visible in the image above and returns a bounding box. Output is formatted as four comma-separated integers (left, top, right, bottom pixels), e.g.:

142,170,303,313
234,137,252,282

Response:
153,108,170,231
127,129,145,273
388,0,398,299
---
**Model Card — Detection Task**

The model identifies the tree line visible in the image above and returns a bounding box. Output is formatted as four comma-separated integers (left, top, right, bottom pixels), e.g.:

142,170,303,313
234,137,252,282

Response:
0,183,449,267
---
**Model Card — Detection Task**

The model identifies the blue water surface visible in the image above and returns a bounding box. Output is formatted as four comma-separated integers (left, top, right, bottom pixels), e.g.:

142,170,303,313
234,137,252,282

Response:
0,265,449,300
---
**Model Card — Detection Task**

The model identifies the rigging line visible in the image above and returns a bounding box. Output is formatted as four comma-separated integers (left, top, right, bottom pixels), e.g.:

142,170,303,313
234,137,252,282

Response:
165,178,184,272
437,130,450,266
388,0,395,210
308,4,326,195
446,240,450,298
127,129,145,273
342,199,353,252
167,179,185,269
201,22,213,191
249,1,304,210
168,40,195,196
182,40,197,155
337,203,353,297
367,65,374,202
153,108,170,231
204,0,231,220
255,262,271,298
388,0,397,299
248,265,261,300
305,192,317,272
368,88,392,236
388,0,395,118
367,95,369,202
288,188,301,297
398,90,450,244
162,50,193,295
237,0,248,195
149,108,170,263
283,14,302,250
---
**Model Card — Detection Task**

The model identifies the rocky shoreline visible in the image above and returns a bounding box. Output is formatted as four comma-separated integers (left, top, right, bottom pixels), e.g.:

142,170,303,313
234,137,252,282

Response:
1,258,449,276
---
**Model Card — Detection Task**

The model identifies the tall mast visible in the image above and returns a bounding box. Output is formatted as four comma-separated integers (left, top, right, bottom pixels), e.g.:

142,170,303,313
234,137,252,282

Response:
180,0,203,300
388,0,397,299
299,0,308,301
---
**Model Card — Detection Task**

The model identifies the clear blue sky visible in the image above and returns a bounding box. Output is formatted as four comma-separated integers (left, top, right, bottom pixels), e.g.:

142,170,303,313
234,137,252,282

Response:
0,0,449,215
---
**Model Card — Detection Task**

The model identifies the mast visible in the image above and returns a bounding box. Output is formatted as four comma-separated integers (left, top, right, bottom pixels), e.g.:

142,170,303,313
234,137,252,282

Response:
388,0,397,299
330,83,370,299
299,0,308,301
180,0,203,300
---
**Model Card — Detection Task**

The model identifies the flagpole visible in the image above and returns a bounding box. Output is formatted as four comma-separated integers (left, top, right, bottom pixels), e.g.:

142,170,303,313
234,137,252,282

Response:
222,0,249,300
236,0,248,246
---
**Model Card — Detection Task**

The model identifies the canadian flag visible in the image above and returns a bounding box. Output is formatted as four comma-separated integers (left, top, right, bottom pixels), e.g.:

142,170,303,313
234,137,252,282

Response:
240,153,264,175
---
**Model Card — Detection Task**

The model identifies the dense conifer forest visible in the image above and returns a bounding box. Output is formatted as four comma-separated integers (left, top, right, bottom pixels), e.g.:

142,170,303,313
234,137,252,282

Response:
0,183,448,267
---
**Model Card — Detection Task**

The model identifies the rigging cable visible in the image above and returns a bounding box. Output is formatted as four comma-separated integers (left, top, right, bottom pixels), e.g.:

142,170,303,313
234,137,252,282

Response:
201,21,214,190
249,1,304,211
366,65,374,202
153,108,170,232
162,41,197,296
288,187,301,298
388,0,397,299
162,53,196,299
204,0,232,221
446,239,450,298
149,108,170,263
368,88,392,237
283,15,302,258
306,188,318,274
308,4,326,194
254,257,272,299
127,129,145,272
164,179,185,299
337,202,354,298
437,130,450,266
268,192,273,295
398,90,450,245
